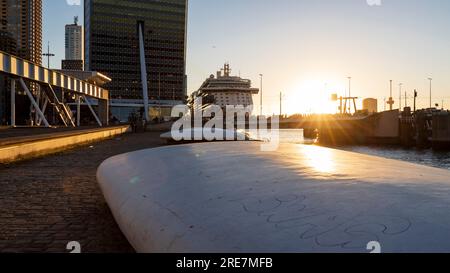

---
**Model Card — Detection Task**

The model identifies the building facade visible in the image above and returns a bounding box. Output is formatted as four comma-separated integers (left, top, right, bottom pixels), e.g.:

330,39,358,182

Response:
61,59,84,71
84,0,188,116
65,16,83,61
0,30,17,55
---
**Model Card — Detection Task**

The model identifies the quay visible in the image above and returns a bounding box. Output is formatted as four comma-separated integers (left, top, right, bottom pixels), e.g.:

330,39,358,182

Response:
279,108,450,149
0,126,130,163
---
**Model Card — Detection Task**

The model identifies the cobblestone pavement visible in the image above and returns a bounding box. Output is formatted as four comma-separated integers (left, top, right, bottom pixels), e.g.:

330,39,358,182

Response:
0,132,165,253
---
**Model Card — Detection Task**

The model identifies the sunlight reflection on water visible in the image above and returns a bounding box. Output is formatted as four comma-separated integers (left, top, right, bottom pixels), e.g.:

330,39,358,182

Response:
275,129,450,171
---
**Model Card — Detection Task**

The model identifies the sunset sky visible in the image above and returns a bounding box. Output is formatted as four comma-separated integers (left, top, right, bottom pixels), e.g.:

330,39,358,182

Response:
45,0,450,114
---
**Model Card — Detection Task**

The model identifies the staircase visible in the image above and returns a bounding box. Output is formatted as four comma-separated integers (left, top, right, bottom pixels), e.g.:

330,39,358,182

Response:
43,85,76,127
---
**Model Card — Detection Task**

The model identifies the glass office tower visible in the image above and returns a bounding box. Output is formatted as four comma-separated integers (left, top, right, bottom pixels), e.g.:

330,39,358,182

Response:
85,0,188,116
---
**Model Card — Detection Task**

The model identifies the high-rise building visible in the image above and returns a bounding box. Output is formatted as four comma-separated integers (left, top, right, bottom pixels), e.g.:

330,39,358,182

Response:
0,30,17,55
84,0,188,109
0,0,42,125
65,16,83,61
0,0,42,64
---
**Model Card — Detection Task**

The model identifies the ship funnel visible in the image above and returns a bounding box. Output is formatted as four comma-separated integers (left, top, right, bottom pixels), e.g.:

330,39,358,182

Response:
224,63,231,77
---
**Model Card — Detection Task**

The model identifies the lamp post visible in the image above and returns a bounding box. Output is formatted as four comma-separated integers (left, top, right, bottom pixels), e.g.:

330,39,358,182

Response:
428,77,433,109
347,77,352,113
259,74,263,116
387,80,394,111
399,83,403,110
405,91,407,108
347,77,352,97
414,89,418,112
279,92,283,117
42,42,55,69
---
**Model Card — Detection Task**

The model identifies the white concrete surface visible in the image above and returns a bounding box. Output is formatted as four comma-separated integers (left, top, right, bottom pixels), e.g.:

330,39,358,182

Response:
97,142,450,253
160,128,252,142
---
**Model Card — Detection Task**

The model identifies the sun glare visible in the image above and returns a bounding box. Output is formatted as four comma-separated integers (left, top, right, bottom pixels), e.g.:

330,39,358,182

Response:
284,78,345,115
301,145,336,174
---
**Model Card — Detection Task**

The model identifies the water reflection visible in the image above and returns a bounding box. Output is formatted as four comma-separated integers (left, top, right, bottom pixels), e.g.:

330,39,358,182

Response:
342,145,450,171
274,129,450,171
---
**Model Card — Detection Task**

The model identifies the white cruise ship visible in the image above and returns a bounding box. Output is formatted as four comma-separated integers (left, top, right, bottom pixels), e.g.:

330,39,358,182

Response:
190,63,259,110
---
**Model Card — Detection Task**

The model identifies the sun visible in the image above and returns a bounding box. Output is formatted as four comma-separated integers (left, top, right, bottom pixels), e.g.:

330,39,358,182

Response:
284,79,342,115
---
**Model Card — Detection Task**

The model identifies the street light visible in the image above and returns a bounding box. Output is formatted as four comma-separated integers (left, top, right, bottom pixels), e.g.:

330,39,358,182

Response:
279,91,283,117
387,80,394,111
259,74,263,116
347,77,352,97
428,77,433,109
399,83,403,110
347,77,352,113
42,42,55,69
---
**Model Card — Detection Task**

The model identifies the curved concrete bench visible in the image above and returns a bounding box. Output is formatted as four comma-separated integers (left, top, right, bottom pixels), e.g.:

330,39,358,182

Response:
160,128,254,143
97,142,450,253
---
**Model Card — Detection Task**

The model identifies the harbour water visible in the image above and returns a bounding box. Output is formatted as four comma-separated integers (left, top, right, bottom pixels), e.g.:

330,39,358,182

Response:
276,129,450,171
341,145,450,171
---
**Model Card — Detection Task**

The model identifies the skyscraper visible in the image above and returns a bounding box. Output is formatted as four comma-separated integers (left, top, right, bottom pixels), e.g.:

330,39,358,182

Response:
84,0,187,115
0,0,42,64
65,16,83,61
62,16,83,71
0,0,42,125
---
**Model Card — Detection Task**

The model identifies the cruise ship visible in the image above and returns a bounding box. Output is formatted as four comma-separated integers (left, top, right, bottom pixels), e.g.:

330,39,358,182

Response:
189,64,259,111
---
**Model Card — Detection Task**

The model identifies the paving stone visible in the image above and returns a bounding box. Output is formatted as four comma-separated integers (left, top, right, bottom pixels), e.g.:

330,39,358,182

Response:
0,131,165,253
